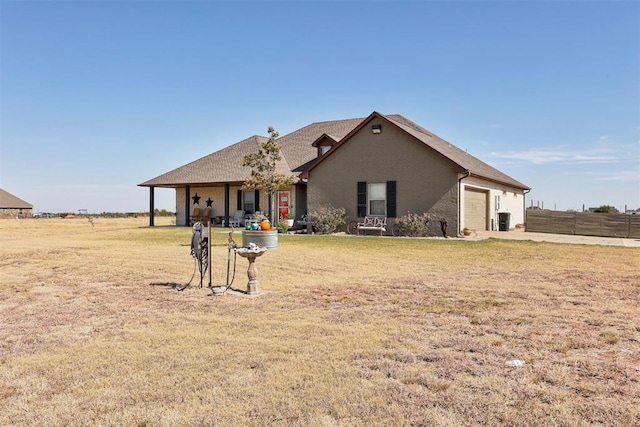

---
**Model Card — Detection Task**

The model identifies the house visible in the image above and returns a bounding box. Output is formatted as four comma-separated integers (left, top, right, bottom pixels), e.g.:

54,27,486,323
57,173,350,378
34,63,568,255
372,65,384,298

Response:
0,188,33,219
139,112,530,234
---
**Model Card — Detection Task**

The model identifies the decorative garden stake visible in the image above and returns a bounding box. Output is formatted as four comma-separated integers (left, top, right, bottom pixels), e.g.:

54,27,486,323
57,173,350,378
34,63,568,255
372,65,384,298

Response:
440,218,448,238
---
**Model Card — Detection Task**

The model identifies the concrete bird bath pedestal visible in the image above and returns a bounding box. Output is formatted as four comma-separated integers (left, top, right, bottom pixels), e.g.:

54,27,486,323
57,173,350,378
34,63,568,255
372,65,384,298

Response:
235,244,267,295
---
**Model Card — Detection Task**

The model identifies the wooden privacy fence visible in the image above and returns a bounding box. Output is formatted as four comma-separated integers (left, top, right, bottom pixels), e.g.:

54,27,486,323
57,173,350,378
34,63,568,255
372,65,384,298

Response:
526,210,640,238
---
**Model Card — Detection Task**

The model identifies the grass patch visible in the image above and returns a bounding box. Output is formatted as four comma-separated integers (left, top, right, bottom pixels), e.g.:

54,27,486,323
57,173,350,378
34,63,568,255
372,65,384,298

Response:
1,217,639,425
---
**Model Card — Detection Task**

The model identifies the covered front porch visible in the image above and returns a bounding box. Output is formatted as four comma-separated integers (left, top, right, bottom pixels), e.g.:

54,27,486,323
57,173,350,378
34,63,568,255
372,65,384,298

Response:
144,183,305,227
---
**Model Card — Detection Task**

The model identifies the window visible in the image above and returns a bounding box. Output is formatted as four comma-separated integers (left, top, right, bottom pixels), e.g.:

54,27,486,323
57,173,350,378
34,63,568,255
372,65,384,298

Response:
237,189,260,213
357,181,396,218
320,145,330,155
368,183,386,216
243,191,255,214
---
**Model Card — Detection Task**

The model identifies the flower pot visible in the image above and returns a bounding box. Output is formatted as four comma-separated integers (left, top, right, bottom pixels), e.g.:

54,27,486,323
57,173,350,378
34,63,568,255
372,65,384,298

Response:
286,219,294,227
242,229,278,249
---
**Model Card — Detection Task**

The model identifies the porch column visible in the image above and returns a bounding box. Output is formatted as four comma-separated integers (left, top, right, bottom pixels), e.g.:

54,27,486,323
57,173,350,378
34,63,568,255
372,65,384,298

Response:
185,185,191,227
149,186,155,227
224,184,230,228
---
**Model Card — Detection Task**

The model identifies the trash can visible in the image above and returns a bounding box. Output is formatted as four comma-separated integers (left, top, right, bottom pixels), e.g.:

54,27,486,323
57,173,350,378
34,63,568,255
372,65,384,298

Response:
498,212,510,231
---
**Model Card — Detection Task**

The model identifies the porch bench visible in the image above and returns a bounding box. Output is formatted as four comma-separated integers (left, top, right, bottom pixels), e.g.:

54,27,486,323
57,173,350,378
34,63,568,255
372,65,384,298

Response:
357,216,387,236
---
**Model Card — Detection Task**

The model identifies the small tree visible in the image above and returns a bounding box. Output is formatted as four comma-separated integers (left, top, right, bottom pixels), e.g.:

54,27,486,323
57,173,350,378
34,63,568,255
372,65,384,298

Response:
242,126,295,223
593,205,616,213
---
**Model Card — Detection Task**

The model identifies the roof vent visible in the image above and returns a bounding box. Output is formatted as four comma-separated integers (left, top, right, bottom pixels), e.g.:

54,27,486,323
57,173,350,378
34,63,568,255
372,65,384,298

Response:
371,124,382,134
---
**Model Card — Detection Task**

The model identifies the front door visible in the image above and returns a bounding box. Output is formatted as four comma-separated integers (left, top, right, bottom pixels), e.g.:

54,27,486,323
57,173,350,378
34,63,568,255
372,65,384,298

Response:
278,191,290,221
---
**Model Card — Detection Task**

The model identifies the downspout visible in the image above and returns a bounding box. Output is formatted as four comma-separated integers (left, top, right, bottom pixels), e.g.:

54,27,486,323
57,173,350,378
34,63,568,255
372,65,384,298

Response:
458,170,471,235
523,188,531,229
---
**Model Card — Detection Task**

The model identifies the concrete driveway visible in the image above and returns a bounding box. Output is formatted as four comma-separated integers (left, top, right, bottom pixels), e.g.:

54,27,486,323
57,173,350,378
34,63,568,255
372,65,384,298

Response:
469,228,640,248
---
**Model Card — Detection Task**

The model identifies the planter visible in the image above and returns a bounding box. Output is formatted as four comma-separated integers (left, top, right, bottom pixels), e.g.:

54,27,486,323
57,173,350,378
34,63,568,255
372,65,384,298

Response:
242,229,278,249
286,219,294,227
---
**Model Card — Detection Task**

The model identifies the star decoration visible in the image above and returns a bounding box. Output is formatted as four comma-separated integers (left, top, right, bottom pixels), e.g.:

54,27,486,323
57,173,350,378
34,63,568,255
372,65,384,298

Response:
192,193,200,205
206,197,213,207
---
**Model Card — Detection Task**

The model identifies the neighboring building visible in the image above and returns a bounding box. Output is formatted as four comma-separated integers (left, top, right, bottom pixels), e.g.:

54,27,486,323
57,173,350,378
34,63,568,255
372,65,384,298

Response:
139,111,530,234
0,189,33,219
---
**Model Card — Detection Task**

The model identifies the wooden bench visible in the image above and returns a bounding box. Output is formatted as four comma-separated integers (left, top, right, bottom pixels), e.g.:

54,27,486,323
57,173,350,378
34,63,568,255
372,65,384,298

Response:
357,216,387,236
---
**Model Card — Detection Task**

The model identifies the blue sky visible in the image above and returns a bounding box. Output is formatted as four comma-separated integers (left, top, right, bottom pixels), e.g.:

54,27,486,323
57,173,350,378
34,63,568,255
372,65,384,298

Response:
1,0,638,213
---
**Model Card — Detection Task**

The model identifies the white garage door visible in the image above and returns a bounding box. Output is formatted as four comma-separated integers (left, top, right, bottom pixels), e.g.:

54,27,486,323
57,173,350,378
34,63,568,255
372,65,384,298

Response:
465,188,488,231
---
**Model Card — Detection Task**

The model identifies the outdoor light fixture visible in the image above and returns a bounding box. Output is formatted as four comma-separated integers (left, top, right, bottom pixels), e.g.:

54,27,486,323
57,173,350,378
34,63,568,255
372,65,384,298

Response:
372,124,382,134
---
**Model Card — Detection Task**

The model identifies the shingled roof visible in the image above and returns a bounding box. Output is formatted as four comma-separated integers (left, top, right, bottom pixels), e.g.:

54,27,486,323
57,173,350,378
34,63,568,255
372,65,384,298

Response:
277,117,364,173
139,112,528,190
139,118,365,187
384,113,529,190
0,189,33,209
301,112,529,190
140,135,268,187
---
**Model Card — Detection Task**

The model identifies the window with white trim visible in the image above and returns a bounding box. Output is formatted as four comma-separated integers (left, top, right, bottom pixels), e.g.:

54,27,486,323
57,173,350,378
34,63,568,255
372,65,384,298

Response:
368,183,386,216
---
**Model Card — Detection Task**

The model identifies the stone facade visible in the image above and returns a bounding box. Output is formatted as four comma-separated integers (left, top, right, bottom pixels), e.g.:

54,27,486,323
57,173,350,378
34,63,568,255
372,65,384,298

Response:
0,208,32,219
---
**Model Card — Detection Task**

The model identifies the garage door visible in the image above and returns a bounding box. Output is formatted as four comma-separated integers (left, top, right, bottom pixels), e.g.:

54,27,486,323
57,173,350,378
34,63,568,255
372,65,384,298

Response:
465,188,488,231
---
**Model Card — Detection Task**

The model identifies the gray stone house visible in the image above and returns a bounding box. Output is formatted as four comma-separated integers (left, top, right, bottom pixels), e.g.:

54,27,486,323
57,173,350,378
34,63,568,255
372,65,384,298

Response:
139,111,530,234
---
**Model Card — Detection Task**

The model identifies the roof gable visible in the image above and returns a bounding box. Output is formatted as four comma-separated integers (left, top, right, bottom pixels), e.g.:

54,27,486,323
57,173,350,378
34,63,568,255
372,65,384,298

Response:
301,112,529,190
311,134,340,147
277,117,365,173
383,114,529,189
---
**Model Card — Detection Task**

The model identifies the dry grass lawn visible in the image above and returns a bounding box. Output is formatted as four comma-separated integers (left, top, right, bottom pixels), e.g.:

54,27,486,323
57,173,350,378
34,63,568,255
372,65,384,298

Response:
1,217,639,426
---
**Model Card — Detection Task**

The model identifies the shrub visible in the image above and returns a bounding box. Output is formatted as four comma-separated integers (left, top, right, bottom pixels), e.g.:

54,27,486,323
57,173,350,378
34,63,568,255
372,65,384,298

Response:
276,220,289,234
395,211,431,237
592,205,617,213
308,205,347,234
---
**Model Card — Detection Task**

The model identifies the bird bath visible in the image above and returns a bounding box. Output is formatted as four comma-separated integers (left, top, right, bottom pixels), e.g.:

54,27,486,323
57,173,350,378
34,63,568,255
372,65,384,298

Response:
235,245,267,295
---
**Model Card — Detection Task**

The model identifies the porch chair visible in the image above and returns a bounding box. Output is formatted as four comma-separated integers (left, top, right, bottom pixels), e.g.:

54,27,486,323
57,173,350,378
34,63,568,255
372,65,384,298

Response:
190,207,201,224
228,210,245,227
200,207,211,223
